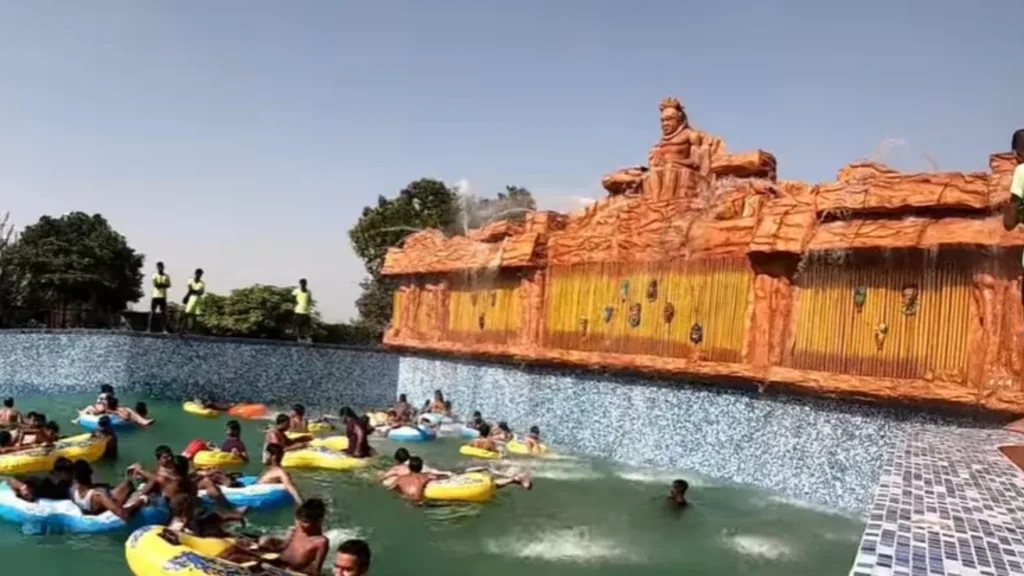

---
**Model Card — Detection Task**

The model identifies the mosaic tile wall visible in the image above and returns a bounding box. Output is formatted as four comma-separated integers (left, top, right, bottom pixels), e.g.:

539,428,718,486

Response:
0,331,398,411
398,356,991,514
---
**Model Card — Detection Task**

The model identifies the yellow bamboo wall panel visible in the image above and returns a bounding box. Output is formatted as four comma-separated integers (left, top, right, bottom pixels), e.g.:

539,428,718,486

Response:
446,273,522,344
789,258,972,380
544,260,752,361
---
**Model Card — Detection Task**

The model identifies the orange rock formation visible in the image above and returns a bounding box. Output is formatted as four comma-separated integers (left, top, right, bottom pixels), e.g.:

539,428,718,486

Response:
381,97,1024,415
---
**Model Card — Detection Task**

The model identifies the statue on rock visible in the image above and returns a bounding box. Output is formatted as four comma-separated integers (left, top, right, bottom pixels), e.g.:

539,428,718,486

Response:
602,97,715,197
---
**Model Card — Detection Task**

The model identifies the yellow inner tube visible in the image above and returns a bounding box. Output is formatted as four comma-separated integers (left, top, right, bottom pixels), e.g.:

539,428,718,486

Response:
308,421,333,432
281,447,369,471
0,435,107,475
424,472,496,503
459,445,501,460
283,433,348,452
193,450,245,468
125,525,300,576
506,439,549,456
182,402,220,418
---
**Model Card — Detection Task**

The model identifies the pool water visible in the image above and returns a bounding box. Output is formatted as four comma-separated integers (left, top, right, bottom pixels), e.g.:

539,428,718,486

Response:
0,395,863,575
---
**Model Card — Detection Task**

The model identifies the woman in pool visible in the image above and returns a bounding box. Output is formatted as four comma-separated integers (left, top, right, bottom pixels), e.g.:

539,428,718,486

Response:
78,396,154,427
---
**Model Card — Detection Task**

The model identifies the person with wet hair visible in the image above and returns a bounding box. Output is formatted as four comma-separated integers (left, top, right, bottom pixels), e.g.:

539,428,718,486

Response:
669,479,689,508
218,498,329,575
333,539,372,576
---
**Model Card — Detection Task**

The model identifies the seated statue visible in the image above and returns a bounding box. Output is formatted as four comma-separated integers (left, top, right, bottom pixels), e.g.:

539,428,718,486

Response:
602,97,709,196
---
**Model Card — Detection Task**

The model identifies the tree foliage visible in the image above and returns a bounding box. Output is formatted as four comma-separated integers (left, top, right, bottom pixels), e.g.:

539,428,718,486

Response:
1,212,143,312
202,284,314,339
348,180,535,334
0,212,18,318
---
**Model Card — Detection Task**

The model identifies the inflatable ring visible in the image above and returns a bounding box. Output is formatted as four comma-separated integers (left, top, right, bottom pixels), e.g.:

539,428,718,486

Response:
200,476,293,510
309,436,349,452
281,447,370,471
506,439,549,456
459,445,501,460
424,472,495,503
284,431,315,442
227,404,269,419
387,426,437,443
193,450,245,468
307,421,333,433
419,413,453,425
77,413,132,432
125,525,301,576
0,436,107,475
183,402,220,418
0,482,168,533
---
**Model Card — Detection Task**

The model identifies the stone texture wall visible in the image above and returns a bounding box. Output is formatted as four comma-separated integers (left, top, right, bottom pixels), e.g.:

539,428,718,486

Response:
0,331,398,410
397,355,990,514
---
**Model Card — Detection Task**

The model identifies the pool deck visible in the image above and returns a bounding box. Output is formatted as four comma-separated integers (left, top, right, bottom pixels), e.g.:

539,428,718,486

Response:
850,427,1024,576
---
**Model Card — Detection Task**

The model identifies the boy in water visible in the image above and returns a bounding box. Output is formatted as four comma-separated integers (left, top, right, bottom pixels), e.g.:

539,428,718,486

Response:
392,394,412,425
221,420,249,461
264,414,310,464
465,411,486,431
490,421,513,442
522,426,543,453
333,539,372,576
467,423,500,452
92,415,119,460
392,456,530,503
14,412,45,446
669,479,689,508
0,398,19,428
219,498,330,576
258,444,303,504
378,448,453,488
289,404,309,433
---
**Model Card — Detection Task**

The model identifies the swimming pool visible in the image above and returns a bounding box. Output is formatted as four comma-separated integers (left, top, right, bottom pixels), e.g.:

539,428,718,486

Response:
0,395,862,575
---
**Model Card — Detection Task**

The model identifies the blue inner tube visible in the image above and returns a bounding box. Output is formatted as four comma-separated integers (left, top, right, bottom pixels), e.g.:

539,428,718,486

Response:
388,425,437,443
77,414,133,432
203,476,291,510
0,483,168,534
460,426,481,439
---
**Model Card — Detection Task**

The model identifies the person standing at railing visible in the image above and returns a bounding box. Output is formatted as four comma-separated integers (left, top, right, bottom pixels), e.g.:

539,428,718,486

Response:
293,278,312,343
147,261,172,333
180,268,206,334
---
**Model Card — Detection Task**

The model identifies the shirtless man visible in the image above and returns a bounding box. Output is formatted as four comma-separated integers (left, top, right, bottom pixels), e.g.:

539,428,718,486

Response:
79,396,153,427
263,414,309,464
422,390,445,414
0,398,20,428
669,479,689,509
289,404,309,434
259,444,303,504
392,394,413,425
219,498,330,576
162,492,245,538
333,539,372,576
522,426,544,453
467,423,499,452
490,421,513,442
378,448,452,488
14,412,45,446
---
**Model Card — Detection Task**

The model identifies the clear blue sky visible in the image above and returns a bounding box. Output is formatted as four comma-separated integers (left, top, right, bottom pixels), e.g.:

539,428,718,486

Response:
1,1,1020,320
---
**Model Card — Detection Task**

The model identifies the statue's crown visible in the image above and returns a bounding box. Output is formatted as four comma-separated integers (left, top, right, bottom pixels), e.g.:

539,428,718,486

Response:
659,97,684,114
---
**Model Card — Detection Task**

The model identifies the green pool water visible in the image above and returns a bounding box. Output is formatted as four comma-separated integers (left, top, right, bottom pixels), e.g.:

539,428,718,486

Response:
0,395,863,575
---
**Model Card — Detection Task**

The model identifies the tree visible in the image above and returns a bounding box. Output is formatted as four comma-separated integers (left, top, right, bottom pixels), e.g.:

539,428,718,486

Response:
1,212,143,323
463,185,537,229
348,179,459,333
202,284,313,339
0,212,18,324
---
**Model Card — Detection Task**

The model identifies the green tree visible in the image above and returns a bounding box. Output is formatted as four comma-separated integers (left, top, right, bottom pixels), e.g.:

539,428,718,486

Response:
1,212,143,322
202,284,314,339
0,212,18,324
348,178,459,333
464,185,537,229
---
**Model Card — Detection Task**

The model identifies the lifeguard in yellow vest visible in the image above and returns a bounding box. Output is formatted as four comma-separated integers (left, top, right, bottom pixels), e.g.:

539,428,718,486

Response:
293,278,312,343
181,268,206,333
147,261,171,333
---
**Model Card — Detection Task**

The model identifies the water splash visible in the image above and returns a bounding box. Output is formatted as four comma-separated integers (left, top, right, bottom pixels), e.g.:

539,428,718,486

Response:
484,527,642,563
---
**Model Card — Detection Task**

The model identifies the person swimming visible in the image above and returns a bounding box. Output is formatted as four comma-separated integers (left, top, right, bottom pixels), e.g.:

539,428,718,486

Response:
378,448,452,488
289,404,309,433
80,396,154,427
333,539,372,576
68,459,139,522
490,421,512,442
339,407,373,459
0,397,20,428
8,457,74,502
92,415,118,460
391,456,531,503
465,411,487,431
392,394,412,425
467,423,500,453
258,444,303,504
14,412,45,446
522,425,543,453
218,498,330,575
221,420,249,461
422,390,446,414
263,414,310,464
669,479,688,508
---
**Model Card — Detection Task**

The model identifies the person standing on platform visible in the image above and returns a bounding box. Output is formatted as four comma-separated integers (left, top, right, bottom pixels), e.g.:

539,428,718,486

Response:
181,268,206,334
1003,129,1024,310
293,278,312,343
147,261,171,333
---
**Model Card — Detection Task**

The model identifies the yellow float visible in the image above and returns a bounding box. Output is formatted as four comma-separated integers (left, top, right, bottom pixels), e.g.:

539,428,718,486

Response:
506,439,549,456
192,450,245,468
125,525,300,576
281,446,369,471
424,472,496,503
308,421,333,433
182,402,220,418
283,433,348,451
0,434,107,475
459,445,501,460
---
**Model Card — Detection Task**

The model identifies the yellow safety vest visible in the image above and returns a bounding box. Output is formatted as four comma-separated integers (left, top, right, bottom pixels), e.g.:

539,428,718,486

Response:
293,288,311,315
152,273,170,299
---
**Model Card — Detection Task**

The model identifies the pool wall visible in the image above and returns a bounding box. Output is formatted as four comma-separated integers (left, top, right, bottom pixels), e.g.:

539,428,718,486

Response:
0,331,398,410
397,355,989,514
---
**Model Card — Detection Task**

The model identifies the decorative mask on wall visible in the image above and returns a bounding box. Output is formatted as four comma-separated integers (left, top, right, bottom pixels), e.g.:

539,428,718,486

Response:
646,279,658,302
603,306,614,323
477,313,486,330
470,293,479,306
489,291,497,307
689,322,704,345
853,286,867,313
901,285,918,316
578,318,589,336
628,303,642,328
874,321,888,350
619,280,630,301
663,302,676,324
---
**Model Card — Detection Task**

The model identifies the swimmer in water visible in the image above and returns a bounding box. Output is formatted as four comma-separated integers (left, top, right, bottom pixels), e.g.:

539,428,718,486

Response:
339,407,373,459
490,421,513,442
379,448,453,488
422,389,445,414
0,397,20,428
669,479,688,508
392,456,531,503
467,423,501,453
80,396,154,427
14,412,45,446
218,498,330,576
220,420,249,461
68,460,140,522
393,394,413,425
258,444,303,504
522,425,543,453
92,416,118,460
289,404,309,433
465,411,487,431
9,457,75,502
264,414,310,464
334,539,372,576
193,397,233,412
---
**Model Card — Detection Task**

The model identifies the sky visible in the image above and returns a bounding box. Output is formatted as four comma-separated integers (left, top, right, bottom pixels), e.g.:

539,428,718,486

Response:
1,1,1021,321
